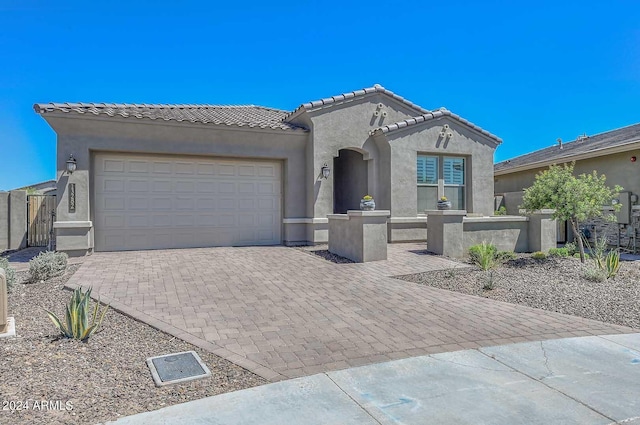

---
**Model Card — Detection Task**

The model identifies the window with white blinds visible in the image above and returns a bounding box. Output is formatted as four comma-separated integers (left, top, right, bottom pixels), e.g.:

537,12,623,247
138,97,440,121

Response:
417,154,466,212
444,157,465,185
417,156,438,184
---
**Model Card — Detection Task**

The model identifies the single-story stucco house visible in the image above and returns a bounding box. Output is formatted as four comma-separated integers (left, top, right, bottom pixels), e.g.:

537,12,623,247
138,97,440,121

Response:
494,122,640,243
35,84,502,255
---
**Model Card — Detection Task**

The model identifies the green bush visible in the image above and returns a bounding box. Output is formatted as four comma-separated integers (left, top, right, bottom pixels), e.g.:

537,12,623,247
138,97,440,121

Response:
0,257,17,290
46,287,109,341
584,267,607,283
573,252,590,259
532,251,547,260
494,206,507,216
563,242,578,255
605,250,621,279
469,242,497,271
29,251,68,282
496,250,516,261
548,247,570,257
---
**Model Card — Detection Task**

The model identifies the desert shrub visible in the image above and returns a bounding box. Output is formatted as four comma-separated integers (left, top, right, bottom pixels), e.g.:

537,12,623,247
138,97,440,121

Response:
548,247,570,257
532,251,547,260
46,287,109,341
584,267,607,283
563,242,578,255
494,206,507,216
573,252,590,259
587,235,609,270
496,250,516,261
469,242,497,271
29,251,68,282
605,250,621,279
0,257,16,290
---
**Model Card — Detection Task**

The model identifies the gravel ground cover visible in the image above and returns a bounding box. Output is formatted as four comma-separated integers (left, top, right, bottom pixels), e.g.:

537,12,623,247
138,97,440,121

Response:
294,244,355,263
397,255,640,330
0,265,266,425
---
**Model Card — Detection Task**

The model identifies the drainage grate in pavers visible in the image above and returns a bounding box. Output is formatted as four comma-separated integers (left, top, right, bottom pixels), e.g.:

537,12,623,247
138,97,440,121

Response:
146,351,211,387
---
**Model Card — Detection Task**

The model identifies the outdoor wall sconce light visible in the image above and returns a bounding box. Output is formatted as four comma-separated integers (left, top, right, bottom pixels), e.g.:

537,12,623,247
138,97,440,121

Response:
66,154,77,174
321,163,331,179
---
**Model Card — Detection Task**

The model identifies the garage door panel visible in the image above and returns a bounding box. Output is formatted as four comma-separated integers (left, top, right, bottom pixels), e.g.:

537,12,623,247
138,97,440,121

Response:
129,160,149,173
103,179,125,192
103,159,125,173
94,153,281,251
258,182,278,195
197,163,215,175
153,181,172,192
129,180,149,192
103,215,125,228
238,182,255,194
218,182,235,193
128,215,149,227
129,198,149,210
218,214,235,226
196,182,215,193
103,197,125,210
175,181,195,192
153,162,172,173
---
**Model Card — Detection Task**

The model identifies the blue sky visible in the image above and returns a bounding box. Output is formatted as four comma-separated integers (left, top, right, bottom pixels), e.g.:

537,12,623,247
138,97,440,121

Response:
1,1,638,190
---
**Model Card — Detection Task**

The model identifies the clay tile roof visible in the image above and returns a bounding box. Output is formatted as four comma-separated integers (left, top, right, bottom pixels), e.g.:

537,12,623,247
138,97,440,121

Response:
371,108,502,144
283,84,430,121
494,122,640,174
33,103,307,131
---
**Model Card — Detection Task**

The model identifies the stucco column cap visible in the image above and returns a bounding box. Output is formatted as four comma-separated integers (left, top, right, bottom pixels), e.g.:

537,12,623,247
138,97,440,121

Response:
425,210,467,216
346,210,391,217
53,221,93,229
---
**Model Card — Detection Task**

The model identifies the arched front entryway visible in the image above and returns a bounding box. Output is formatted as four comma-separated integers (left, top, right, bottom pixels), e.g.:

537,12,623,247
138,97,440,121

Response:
333,149,368,213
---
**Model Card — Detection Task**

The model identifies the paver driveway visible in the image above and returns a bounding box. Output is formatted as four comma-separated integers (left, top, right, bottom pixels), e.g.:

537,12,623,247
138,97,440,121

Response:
67,244,635,381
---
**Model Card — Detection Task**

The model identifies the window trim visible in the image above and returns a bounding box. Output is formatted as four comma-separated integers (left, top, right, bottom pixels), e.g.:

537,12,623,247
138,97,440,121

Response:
417,154,467,212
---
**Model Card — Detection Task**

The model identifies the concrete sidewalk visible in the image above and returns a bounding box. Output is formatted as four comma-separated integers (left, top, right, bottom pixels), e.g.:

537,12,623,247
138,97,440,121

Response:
112,333,640,425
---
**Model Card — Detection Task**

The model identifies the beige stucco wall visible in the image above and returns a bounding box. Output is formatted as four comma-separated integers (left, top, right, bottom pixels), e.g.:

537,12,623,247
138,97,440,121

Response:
495,149,640,195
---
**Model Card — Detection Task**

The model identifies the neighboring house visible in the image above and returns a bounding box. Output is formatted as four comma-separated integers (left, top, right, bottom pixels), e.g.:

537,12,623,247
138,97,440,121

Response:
494,123,640,243
14,179,57,195
34,84,501,255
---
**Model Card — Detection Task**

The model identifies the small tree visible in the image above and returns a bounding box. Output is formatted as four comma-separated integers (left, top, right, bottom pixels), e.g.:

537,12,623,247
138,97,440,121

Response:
521,162,621,263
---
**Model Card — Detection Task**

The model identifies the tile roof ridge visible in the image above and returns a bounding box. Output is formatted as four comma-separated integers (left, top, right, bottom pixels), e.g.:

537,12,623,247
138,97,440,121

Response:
570,122,640,141
282,84,430,122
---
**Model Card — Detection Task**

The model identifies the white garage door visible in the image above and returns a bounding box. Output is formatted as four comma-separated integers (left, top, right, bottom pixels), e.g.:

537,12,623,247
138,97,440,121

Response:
94,153,282,251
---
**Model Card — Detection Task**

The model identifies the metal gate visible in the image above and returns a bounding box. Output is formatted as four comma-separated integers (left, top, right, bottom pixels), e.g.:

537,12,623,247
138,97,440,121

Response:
27,195,56,247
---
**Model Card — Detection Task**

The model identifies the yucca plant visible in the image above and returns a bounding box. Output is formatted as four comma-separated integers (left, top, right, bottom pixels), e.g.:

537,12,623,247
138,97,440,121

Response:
605,250,621,279
46,287,109,341
468,241,497,271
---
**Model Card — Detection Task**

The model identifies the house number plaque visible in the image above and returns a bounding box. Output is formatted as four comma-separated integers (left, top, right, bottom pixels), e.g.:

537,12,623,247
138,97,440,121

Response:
68,183,76,213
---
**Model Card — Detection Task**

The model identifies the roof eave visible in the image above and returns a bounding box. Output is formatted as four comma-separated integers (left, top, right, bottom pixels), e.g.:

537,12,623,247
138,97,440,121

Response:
372,110,502,146
37,110,310,134
494,139,640,175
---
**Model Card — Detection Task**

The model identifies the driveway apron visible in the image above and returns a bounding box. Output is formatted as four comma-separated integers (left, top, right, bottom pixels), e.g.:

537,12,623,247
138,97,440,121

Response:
66,244,635,381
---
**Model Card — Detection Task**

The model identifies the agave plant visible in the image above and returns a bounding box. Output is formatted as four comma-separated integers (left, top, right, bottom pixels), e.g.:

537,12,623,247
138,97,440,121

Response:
605,250,621,279
46,287,109,341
